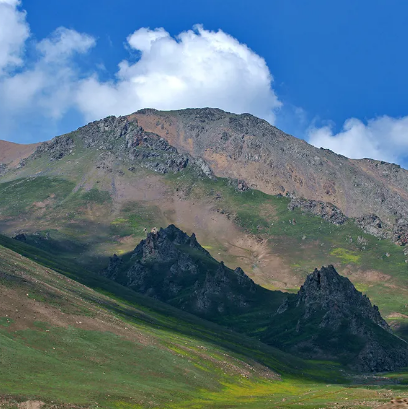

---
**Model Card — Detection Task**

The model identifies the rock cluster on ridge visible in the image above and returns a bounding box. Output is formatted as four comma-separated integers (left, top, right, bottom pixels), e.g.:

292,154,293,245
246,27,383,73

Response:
30,115,214,178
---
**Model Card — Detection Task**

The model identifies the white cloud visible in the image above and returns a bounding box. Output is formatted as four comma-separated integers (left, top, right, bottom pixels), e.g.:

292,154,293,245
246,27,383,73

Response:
0,0,29,74
0,5,281,143
75,25,281,123
37,27,95,63
127,27,169,52
0,2,95,135
308,116,408,164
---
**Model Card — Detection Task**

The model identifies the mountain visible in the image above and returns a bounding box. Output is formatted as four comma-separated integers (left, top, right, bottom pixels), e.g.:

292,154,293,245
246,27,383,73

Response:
1,108,408,347
104,224,408,373
104,224,284,321
268,265,408,372
1,110,408,406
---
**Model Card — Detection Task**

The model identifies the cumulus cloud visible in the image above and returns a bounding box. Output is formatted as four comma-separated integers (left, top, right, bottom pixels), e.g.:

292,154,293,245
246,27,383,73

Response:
0,1,95,140
308,116,408,164
75,25,281,123
1,27,95,116
37,27,95,63
0,0,29,74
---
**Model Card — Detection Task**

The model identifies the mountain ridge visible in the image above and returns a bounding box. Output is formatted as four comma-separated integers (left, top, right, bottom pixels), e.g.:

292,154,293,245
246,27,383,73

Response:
0,139,40,167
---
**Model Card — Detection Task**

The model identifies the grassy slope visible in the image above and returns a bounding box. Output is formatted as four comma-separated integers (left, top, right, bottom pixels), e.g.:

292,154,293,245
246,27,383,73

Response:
1,243,408,409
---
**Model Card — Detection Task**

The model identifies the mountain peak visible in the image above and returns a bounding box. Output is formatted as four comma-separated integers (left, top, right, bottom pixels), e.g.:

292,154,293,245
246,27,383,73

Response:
104,224,260,316
297,265,391,332
271,265,408,372
133,224,209,263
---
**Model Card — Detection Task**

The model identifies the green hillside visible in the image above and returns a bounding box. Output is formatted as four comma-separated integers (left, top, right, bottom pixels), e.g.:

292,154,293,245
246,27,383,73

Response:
1,242,408,408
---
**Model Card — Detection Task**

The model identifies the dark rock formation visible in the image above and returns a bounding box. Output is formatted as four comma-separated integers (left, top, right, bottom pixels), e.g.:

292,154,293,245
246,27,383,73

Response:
12,233,27,242
393,218,408,246
103,225,260,317
288,198,348,225
269,265,408,372
296,266,390,331
0,164,7,176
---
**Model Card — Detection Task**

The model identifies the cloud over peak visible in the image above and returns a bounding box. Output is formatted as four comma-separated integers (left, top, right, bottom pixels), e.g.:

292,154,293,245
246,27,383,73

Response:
76,25,281,122
0,2,281,142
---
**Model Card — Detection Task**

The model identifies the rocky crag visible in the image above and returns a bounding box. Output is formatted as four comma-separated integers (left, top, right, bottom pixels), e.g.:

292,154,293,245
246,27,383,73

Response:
288,198,395,240
104,225,408,372
268,265,408,372
104,224,266,317
30,116,213,178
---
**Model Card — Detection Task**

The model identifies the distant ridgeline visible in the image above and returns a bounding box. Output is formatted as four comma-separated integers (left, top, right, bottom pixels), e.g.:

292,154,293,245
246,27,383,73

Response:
104,224,408,373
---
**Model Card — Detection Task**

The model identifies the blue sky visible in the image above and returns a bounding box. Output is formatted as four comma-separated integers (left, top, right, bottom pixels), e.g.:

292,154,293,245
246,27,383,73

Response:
1,0,408,166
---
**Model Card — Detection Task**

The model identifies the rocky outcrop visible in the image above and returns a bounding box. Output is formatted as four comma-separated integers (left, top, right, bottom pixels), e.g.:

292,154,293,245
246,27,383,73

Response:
12,233,27,242
30,115,214,178
0,164,7,176
271,265,408,372
393,218,408,246
354,214,390,239
103,225,260,316
296,266,390,331
288,198,348,225
34,135,75,161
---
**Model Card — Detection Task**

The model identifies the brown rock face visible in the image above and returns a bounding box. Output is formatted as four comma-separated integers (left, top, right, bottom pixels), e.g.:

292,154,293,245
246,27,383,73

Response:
129,108,408,228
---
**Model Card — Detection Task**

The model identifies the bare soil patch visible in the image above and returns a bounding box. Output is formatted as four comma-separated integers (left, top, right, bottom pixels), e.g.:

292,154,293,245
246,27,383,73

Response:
0,140,40,167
